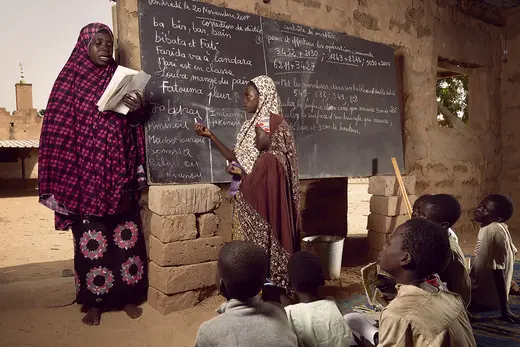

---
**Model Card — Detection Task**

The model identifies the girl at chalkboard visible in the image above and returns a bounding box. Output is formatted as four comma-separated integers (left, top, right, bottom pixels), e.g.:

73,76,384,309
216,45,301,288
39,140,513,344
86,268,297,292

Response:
194,76,281,201
194,75,276,174
195,76,300,295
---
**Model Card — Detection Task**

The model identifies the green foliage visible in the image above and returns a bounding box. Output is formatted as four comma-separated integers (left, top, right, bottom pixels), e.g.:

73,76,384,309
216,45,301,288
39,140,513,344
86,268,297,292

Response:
436,75,468,127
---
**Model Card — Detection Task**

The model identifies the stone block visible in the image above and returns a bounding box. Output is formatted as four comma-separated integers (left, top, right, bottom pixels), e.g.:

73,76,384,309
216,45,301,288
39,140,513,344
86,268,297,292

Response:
148,185,221,215
367,230,390,251
213,183,233,242
368,176,416,196
149,236,223,266
197,213,220,238
367,213,408,234
147,286,216,315
148,261,217,295
145,213,198,243
370,195,417,216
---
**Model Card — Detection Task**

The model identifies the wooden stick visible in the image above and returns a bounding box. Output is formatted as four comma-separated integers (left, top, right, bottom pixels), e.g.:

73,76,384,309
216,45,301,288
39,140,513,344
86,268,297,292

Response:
391,157,413,219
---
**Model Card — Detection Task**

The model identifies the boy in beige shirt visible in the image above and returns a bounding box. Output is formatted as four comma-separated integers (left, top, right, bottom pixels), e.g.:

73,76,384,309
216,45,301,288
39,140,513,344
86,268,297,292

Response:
470,194,519,323
377,218,476,347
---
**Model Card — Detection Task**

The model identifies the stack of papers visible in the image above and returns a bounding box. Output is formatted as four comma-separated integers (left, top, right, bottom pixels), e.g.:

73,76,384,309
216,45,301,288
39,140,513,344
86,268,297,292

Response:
97,66,151,115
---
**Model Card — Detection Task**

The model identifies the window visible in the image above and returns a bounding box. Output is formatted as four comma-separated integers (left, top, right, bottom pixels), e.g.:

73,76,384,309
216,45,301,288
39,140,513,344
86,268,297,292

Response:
436,60,469,128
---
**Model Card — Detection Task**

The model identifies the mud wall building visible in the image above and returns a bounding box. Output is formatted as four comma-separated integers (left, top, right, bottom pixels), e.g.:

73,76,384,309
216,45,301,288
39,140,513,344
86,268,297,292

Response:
110,0,520,314
116,0,520,236
0,83,41,181
500,7,520,229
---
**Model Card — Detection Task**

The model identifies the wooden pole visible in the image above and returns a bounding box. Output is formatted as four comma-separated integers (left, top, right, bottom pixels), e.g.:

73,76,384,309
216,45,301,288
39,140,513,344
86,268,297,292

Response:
17,149,32,180
391,157,412,219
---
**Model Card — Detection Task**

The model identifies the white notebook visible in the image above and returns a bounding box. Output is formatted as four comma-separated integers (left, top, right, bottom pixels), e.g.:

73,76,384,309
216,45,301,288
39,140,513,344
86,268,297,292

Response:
97,66,151,115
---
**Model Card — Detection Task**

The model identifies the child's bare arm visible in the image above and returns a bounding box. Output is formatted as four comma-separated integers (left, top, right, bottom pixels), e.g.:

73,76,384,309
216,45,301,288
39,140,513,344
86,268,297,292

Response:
493,269,520,323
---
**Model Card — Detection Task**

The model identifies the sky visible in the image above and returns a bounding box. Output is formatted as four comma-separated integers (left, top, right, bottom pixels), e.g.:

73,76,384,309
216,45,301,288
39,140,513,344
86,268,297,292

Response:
0,0,114,111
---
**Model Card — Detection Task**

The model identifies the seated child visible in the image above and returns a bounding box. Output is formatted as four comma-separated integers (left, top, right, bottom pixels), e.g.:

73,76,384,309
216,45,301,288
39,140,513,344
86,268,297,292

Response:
378,218,476,346
412,193,432,218
195,241,297,347
370,194,436,302
470,194,519,323
284,251,353,347
419,194,471,307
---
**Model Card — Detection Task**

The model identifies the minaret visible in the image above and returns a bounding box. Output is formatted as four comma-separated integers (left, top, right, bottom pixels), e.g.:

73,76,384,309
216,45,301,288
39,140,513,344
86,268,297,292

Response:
15,63,33,111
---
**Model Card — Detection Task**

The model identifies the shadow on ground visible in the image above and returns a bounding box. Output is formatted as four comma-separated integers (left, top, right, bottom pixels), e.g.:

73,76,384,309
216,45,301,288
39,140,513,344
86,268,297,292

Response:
0,259,73,284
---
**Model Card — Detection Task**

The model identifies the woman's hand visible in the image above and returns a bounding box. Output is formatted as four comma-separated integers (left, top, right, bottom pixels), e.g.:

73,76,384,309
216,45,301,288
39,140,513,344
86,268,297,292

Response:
226,164,243,178
123,91,143,113
195,123,213,138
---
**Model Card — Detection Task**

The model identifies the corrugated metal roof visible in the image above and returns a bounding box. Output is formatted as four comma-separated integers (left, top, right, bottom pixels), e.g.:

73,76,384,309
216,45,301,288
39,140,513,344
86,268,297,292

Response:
0,140,39,148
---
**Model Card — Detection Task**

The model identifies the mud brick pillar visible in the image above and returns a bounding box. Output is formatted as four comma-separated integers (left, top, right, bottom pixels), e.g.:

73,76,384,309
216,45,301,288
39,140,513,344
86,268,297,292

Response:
366,176,417,262
142,185,224,315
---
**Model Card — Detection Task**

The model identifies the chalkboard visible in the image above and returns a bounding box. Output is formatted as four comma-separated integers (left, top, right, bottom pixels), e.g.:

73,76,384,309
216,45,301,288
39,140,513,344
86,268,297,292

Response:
139,0,404,184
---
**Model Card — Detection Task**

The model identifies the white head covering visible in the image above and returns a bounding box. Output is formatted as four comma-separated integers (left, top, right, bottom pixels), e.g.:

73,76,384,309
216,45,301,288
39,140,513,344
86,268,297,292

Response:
235,75,282,173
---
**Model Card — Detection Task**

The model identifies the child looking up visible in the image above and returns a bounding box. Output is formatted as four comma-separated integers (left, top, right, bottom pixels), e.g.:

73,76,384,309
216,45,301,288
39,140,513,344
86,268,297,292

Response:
285,251,353,347
419,194,471,307
470,194,519,323
412,194,432,218
378,219,476,346
195,241,297,347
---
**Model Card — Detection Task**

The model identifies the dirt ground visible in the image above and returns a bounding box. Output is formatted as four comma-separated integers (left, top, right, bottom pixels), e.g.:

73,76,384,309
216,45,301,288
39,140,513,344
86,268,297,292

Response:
0,180,370,269
0,181,369,347
2,180,516,346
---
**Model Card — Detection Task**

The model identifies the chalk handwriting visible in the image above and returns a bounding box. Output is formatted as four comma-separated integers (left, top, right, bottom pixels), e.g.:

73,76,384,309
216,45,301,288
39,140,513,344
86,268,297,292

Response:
161,81,203,95
142,0,401,182
151,100,202,118
150,148,193,158
155,32,188,47
148,135,205,145
213,51,252,66
149,0,183,9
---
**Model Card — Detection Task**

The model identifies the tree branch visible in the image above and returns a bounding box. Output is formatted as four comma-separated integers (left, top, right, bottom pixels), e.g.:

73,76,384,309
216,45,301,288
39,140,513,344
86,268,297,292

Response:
437,101,466,129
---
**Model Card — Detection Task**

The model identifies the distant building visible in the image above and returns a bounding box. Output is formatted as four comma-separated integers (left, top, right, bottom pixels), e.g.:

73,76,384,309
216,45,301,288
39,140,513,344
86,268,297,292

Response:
0,83,41,185
0,83,42,140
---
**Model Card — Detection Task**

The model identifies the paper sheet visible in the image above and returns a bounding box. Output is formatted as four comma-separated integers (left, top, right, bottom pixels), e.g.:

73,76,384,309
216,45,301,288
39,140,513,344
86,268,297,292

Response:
361,262,396,310
97,67,151,115
344,312,379,346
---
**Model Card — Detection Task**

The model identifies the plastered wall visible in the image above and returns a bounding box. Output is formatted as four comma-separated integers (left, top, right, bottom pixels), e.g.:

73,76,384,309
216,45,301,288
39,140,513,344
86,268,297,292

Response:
116,0,512,236
500,8,520,229
0,108,42,141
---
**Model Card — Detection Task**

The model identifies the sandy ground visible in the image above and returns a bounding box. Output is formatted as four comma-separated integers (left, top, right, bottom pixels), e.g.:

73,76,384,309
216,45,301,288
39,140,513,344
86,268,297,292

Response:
0,191,73,268
0,182,369,347
0,180,370,270
0,294,222,347
4,181,515,346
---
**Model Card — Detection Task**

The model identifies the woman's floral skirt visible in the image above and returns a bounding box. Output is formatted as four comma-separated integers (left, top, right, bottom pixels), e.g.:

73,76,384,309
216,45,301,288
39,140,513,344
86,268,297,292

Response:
71,208,147,307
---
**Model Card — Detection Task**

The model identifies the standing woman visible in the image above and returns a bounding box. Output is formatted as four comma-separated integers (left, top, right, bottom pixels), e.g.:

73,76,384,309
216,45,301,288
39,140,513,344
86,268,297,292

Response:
38,23,148,326
227,105,301,290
